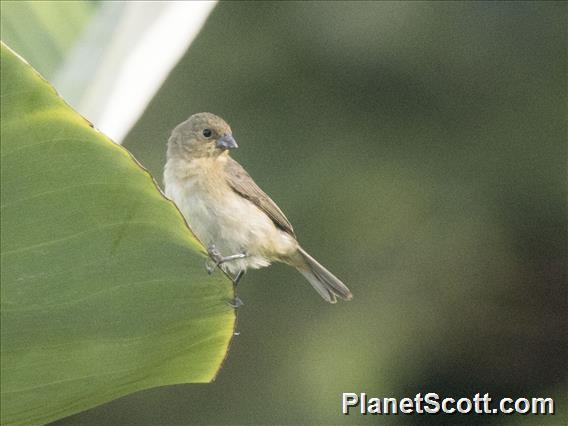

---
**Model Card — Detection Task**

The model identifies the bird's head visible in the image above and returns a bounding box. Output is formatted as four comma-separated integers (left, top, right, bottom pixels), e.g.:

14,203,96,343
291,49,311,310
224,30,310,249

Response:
167,112,237,160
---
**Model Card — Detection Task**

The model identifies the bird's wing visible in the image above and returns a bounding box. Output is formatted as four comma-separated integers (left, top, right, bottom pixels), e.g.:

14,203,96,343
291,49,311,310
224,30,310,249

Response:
225,157,296,238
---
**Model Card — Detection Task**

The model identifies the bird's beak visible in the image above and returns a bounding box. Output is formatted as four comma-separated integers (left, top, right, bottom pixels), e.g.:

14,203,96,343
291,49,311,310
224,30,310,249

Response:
216,134,238,150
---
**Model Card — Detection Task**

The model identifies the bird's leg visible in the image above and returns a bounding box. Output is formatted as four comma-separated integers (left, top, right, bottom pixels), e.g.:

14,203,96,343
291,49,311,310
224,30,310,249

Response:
227,270,246,308
205,245,246,308
232,270,246,286
205,244,247,275
216,253,248,265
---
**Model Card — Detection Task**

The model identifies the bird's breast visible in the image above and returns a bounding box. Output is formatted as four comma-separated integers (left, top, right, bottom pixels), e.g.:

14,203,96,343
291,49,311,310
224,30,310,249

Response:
164,160,297,273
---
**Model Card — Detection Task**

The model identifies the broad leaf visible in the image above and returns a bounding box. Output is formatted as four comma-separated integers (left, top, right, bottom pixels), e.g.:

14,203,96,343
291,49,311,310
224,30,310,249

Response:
0,0,99,79
1,1,217,143
0,43,235,426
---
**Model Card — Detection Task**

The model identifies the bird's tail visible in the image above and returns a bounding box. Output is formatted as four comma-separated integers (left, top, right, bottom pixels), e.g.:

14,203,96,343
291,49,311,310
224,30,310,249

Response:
293,247,352,303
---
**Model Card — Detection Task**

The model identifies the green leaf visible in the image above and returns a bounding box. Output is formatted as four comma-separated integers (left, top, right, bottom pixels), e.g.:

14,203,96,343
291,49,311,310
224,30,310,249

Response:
1,1,217,144
0,0,99,79
0,43,235,426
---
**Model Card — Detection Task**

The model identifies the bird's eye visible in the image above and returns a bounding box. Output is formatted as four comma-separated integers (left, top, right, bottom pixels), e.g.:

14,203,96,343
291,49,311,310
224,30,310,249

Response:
202,128,212,138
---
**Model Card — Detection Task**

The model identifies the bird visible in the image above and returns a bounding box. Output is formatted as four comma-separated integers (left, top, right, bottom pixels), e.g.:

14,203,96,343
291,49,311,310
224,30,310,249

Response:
164,112,352,305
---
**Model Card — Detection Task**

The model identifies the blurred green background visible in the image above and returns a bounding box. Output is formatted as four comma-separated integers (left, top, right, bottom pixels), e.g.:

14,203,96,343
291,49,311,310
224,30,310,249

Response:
52,1,565,424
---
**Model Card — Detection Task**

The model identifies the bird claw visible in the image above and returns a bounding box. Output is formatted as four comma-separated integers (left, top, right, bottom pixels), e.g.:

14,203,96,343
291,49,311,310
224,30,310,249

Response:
205,244,224,274
207,244,223,264
207,245,246,309
227,297,244,308
206,244,247,273
205,259,216,275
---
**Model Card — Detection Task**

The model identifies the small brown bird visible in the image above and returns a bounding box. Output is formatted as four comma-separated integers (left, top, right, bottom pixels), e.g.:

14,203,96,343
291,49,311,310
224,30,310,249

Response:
164,113,352,304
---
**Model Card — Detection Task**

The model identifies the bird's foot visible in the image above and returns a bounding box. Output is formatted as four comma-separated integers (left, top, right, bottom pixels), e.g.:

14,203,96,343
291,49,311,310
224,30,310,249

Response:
227,296,244,309
207,244,223,266
206,244,247,274
205,259,216,275
206,245,247,308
